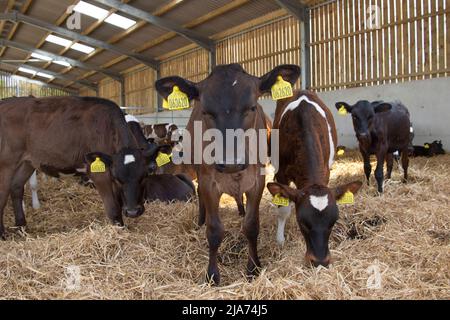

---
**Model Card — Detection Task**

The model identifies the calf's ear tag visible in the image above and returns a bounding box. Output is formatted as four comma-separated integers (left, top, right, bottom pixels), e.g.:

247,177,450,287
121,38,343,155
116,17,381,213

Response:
162,98,169,109
271,75,293,100
156,152,172,167
167,86,190,110
338,105,348,115
337,149,345,156
272,193,290,207
337,191,354,205
91,157,106,173
424,144,430,149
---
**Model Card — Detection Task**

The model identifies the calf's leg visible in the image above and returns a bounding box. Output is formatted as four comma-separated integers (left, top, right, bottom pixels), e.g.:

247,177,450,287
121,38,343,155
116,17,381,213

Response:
362,152,372,185
385,153,394,179
0,165,16,239
401,147,409,183
200,183,223,285
29,171,41,210
243,176,264,279
197,188,206,227
275,203,293,246
375,148,387,193
10,162,35,227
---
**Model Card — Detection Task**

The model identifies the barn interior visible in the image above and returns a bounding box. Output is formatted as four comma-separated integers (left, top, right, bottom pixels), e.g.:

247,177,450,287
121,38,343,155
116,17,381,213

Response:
0,0,449,299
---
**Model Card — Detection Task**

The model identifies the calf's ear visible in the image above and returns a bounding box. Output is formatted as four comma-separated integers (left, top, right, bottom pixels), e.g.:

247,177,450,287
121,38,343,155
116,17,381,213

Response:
332,181,363,201
374,102,392,113
267,182,299,202
155,76,199,100
259,64,301,93
335,102,353,113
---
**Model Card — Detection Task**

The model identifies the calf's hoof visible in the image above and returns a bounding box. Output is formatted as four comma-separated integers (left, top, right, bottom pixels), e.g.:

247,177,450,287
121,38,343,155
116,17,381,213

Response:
246,259,261,281
197,217,205,228
112,218,124,227
206,267,220,286
15,220,26,228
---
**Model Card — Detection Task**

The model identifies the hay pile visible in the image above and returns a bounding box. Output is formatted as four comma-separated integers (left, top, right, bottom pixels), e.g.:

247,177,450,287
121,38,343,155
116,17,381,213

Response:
0,151,449,299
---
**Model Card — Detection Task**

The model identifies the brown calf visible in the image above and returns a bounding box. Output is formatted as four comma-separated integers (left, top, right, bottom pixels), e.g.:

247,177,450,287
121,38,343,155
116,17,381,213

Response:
267,91,362,267
0,96,161,238
156,63,300,284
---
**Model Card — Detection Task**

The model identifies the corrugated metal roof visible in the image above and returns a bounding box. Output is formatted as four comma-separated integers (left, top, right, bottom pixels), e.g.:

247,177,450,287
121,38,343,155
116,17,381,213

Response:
194,0,281,36
0,0,326,91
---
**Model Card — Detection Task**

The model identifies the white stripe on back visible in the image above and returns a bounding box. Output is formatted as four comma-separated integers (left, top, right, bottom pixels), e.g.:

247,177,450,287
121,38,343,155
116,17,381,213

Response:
279,95,335,168
125,114,139,123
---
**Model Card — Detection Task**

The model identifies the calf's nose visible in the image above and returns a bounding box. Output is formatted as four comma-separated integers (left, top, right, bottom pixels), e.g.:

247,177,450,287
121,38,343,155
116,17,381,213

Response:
215,163,248,174
305,252,331,268
124,206,144,218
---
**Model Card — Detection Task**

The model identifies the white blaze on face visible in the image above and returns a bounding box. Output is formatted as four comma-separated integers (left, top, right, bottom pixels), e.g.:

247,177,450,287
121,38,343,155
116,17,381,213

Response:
309,194,329,212
410,126,414,133
232,79,238,86
124,154,136,165
280,95,335,168
125,114,139,123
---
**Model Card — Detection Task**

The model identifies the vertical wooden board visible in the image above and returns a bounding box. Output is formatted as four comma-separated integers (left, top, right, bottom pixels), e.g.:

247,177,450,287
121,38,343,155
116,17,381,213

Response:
329,3,335,89
438,0,445,73
342,0,347,86
423,0,431,78
396,0,403,81
338,0,344,88
316,6,321,89
319,5,324,89
432,0,439,75
417,0,424,77
325,3,330,89
446,0,450,75
389,0,396,81
348,0,354,84
378,0,385,83
411,0,418,80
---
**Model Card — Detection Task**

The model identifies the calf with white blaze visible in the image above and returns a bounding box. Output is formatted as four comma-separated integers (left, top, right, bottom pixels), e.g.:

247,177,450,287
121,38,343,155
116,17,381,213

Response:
336,100,411,192
0,96,162,238
268,91,362,267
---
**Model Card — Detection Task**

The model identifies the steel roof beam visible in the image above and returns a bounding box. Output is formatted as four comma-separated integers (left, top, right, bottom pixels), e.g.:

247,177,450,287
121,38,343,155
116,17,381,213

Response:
0,11,160,70
1,61,97,90
93,0,215,52
0,39,123,81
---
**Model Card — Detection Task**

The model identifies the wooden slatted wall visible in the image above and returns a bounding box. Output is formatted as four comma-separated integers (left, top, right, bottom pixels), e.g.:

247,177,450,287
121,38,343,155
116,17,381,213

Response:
160,48,210,82
0,72,71,98
310,0,450,91
216,15,301,88
98,78,121,106
124,67,156,114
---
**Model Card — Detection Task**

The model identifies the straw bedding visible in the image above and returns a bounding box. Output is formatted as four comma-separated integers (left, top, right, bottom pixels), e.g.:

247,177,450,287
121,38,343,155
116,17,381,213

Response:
0,151,448,299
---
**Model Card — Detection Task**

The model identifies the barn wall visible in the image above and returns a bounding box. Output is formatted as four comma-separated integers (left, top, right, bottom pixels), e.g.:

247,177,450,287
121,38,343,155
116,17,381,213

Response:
0,72,72,98
216,15,301,88
310,0,450,91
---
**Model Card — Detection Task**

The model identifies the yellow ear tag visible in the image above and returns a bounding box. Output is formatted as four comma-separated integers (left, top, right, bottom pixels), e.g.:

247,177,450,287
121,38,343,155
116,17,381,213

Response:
338,105,348,116
271,75,293,100
337,149,345,156
424,144,430,149
167,85,190,110
272,193,290,207
156,152,172,167
90,157,106,173
162,98,169,109
337,191,354,205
